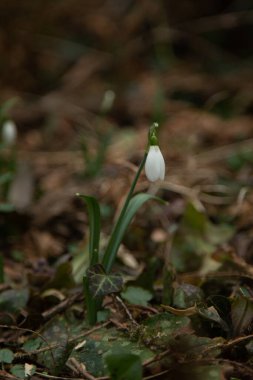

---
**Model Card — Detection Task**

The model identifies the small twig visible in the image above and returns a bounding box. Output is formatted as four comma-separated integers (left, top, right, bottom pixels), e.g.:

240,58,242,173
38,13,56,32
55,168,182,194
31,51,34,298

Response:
67,357,97,380
193,138,253,165
34,372,84,380
223,333,253,350
42,291,83,321
143,349,171,367
115,295,139,326
129,304,160,315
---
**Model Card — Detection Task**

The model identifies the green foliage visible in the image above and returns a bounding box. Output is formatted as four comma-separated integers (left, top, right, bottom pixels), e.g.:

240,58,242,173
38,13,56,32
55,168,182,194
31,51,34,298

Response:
36,316,75,375
105,349,142,380
78,138,165,324
78,194,101,265
87,264,123,298
102,192,164,273
10,364,26,379
22,338,42,353
121,286,153,306
140,313,192,349
171,202,234,273
0,288,29,313
0,348,14,363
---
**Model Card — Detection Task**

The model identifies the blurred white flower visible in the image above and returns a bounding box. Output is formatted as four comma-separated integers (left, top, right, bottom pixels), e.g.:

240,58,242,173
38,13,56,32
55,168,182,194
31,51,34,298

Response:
2,120,17,146
145,145,165,182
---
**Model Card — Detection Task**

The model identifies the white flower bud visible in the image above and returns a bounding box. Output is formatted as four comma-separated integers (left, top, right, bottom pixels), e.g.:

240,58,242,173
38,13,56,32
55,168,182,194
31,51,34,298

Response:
2,120,17,146
145,145,165,182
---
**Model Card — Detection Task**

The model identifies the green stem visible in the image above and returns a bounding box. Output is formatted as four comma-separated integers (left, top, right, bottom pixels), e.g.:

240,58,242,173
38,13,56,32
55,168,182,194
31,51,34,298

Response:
102,151,148,273
83,276,98,325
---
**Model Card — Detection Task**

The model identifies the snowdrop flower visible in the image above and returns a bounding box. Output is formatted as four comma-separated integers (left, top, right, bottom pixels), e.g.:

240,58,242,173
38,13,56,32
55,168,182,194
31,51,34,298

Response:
145,145,165,182
2,120,17,146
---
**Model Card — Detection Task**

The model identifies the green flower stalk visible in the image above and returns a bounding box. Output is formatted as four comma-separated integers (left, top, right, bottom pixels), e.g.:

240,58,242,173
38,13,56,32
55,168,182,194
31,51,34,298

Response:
79,122,165,324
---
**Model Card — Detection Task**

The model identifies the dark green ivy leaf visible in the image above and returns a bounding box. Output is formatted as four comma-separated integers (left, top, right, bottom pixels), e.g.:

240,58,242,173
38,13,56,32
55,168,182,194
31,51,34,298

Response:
87,264,123,298
105,349,142,380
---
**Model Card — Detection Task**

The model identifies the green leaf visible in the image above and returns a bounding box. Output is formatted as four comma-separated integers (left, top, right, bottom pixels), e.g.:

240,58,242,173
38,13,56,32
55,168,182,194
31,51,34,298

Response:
71,325,154,377
141,313,192,349
105,349,142,380
0,288,29,313
36,316,74,375
231,296,253,336
87,264,123,298
22,338,42,353
10,364,25,379
0,348,14,363
121,286,153,306
78,194,101,265
103,193,165,273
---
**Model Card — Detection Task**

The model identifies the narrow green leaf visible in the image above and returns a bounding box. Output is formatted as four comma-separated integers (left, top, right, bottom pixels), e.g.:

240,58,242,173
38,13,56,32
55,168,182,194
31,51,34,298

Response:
87,264,123,298
78,194,101,265
83,275,99,325
105,349,142,380
103,193,165,273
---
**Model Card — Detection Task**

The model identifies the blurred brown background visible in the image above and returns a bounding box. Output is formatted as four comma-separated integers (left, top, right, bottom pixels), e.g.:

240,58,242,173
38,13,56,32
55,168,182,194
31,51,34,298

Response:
0,0,252,129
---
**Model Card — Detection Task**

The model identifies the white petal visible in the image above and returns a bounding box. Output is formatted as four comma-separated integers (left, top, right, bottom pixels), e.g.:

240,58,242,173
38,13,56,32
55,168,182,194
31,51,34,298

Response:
2,120,17,145
158,149,165,180
145,146,165,182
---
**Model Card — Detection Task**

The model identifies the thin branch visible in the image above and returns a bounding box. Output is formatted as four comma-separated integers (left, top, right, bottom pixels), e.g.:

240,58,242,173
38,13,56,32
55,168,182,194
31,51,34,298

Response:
115,295,139,326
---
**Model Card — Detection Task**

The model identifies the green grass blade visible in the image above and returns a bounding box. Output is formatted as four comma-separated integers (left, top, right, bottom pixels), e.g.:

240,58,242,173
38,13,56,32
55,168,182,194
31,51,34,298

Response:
102,193,165,273
78,194,101,265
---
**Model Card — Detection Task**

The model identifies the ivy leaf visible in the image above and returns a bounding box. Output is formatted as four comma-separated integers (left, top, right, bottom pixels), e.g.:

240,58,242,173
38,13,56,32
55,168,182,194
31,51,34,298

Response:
105,349,142,380
87,264,123,298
